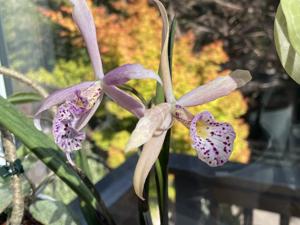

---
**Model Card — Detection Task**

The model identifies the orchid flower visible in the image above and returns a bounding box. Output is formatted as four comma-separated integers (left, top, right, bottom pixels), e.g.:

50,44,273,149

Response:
125,0,252,199
34,0,161,164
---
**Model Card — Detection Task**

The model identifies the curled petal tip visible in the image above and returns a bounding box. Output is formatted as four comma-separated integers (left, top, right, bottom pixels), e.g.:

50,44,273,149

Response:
230,70,252,88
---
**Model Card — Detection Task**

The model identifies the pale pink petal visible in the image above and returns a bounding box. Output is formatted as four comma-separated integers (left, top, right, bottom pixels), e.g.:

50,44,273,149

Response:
125,103,171,152
70,0,104,79
153,0,175,103
103,64,162,86
103,85,146,118
133,114,172,200
190,111,236,167
34,81,94,130
177,70,252,107
75,93,103,130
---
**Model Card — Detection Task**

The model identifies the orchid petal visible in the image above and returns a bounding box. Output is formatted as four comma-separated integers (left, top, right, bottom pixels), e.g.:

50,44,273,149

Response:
133,113,172,199
75,93,103,130
70,0,104,79
177,70,252,107
190,111,236,167
52,103,86,152
103,85,146,118
153,0,175,103
34,81,94,129
125,103,171,152
103,64,162,86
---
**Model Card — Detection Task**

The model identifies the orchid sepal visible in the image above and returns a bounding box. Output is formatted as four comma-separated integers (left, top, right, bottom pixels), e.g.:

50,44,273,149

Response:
103,64,162,86
177,70,252,107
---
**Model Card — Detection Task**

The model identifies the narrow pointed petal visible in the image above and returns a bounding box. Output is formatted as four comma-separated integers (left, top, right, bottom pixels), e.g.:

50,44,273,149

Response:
34,81,94,129
103,64,162,86
153,0,175,103
103,85,146,118
75,93,103,130
125,103,171,152
70,0,104,79
177,70,252,107
190,111,236,167
133,114,172,199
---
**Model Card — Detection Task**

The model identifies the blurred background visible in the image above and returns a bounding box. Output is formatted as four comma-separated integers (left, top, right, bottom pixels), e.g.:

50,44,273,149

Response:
1,0,300,224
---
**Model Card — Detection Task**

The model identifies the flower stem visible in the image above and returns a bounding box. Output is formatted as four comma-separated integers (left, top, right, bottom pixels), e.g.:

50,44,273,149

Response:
0,128,24,225
0,66,48,98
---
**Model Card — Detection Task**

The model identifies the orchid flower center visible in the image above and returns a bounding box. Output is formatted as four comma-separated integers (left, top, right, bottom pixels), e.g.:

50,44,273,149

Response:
195,120,208,139
190,111,236,167
52,81,103,153
80,81,102,108
171,104,194,128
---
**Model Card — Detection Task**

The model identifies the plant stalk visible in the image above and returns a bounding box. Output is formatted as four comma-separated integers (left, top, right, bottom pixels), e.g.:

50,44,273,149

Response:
0,128,24,225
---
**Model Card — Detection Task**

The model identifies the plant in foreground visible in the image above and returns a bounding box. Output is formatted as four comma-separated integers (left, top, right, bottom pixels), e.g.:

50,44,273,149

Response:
34,0,161,165
125,0,252,199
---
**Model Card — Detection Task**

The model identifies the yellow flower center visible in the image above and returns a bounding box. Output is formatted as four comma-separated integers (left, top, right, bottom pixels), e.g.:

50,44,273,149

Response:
196,120,208,139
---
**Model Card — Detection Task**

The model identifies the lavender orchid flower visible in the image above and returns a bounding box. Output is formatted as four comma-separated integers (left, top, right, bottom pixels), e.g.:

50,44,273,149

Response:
34,0,161,164
125,0,252,199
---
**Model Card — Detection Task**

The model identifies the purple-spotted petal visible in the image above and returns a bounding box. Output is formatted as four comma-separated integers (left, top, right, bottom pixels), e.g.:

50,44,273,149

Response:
190,111,236,167
103,84,145,118
52,103,86,152
103,64,162,86
34,81,94,129
177,70,252,107
70,0,104,79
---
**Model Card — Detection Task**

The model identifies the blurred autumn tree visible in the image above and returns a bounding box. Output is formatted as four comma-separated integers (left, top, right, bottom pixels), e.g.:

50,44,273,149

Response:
29,0,250,167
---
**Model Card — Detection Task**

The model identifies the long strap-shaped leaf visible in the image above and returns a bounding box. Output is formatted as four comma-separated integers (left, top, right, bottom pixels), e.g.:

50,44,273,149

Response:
0,96,115,225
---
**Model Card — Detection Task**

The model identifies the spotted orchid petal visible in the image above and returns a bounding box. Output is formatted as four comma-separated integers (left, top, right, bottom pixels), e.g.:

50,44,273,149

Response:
103,64,162,86
70,0,104,79
34,81,94,129
53,103,86,152
177,70,252,107
52,83,103,152
133,113,172,199
125,103,171,152
153,0,175,103
190,111,236,167
103,84,146,118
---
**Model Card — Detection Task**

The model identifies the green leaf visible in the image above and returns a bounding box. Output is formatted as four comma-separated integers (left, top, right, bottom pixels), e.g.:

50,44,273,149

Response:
7,92,42,104
168,18,177,75
274,4,300,84
281,0,300,55
30,200,79,225
0,96,115,225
